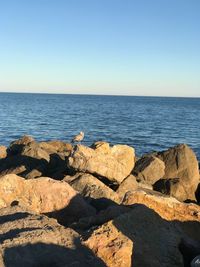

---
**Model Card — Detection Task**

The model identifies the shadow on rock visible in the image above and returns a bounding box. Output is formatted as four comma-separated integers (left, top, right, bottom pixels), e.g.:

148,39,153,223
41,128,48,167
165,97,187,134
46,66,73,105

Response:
112,204,200,267
0,153,70,180
44,194,96,226
0,155,48,178
0,212,30,225
2,240,106,267
0,227,42,243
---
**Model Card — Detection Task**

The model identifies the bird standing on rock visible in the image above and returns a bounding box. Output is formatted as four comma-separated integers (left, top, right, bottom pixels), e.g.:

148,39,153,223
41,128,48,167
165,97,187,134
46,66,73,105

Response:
71,131,84,144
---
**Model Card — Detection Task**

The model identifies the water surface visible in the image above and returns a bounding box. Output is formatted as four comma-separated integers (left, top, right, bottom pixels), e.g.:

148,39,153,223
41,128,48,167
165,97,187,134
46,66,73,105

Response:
0,93,199,159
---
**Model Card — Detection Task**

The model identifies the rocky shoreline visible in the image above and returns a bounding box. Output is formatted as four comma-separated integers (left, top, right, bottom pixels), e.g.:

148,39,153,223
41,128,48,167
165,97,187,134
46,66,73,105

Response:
0,135,200,266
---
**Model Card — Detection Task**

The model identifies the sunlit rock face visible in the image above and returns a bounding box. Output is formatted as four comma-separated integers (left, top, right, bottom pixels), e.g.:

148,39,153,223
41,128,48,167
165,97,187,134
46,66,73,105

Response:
67,142,135,184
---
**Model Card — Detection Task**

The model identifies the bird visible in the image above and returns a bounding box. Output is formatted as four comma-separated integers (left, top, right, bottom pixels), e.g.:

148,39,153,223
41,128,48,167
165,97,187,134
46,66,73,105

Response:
71,131,84,144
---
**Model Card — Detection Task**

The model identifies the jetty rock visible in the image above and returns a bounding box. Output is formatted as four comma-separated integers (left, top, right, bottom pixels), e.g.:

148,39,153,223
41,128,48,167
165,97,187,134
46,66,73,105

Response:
84,204,184,267
0,174,95,226
84,189,200,267
133,155,165,185
64,172,120,210
155,144,199,201
122,189,200,224
116,174,153,201
7,135,35,155
0,206,105,267
67,141,135,184
0,136,72,180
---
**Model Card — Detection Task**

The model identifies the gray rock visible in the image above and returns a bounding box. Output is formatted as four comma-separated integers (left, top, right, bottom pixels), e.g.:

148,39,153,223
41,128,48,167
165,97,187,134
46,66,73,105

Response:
156,144,199,201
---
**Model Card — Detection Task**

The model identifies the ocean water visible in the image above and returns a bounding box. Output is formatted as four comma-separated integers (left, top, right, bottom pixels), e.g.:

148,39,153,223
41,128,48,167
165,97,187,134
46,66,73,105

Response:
0,93,199,159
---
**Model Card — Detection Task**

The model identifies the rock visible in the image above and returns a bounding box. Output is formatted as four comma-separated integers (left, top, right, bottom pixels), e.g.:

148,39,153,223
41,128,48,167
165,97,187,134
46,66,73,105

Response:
45,153,69,180
116,174,152,201
122,189,200,223
7,135,35,155
24,169,43,179
0,206,105,267
64,173,120,210
0,174,95,225
0,146,7,159
122,189,200,249
84,219,133,267
0,152,47,180
156,144,199,201
0,165,26,177
0,138,49,179
84,204,184,267
0,139,70,180
21,142,50,162
39,140,72,155
68,142,135,184
73,204,131,231
133,155,165,185
153,177,180,195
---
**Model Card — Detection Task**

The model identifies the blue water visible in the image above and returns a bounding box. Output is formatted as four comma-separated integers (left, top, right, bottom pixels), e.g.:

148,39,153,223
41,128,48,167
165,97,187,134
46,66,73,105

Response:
0,93,199,159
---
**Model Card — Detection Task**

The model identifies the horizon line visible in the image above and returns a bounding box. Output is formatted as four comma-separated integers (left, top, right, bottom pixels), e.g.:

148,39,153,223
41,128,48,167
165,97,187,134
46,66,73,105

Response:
0,91,199,99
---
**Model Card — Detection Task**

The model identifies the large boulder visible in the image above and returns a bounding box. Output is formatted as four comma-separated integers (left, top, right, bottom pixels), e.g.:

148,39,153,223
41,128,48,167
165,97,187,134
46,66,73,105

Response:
122,189,200,223
133,155,165,185
21,142,50,162
67,142,135,184
7,135,35,155
0,206,105,267
64,173,120,210
85,189,200,267
116,174,152,201
0,174,95,225
84,204,185,267
0,138,72,180
84,219,133,267
0,139,48,179
156,144,199,201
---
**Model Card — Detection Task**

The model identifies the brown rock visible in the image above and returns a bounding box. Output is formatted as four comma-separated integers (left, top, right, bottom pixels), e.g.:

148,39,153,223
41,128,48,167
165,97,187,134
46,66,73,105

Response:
0,206,105,267
68,142,135,184
73,204,131,231
25,169,43,179
0,165,26,177
0,139,70,180
116,174,152,201
156,144,199,201
39,140,72,154
0,146,7,159
0,174,95,225
64,173,120,210
133,155,165,185
21,142,50,162
7,135,35,155
84,220,133,267
122,189,200,222
0,153,47,180
84,204,185,267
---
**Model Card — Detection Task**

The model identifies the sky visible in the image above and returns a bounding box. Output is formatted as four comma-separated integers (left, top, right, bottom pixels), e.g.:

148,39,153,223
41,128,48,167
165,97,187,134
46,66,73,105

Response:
0,0,199,97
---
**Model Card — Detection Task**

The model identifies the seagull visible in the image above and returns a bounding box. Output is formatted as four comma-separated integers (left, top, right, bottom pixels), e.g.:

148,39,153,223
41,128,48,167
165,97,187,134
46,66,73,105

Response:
71,131,84,144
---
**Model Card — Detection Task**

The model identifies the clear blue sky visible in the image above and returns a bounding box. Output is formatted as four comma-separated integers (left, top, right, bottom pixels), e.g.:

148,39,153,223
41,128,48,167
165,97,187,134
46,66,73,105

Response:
0,0,199,96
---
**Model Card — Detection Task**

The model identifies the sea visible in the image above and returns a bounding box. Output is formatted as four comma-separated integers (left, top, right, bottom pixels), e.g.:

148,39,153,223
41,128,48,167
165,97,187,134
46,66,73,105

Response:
0,93,199,159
